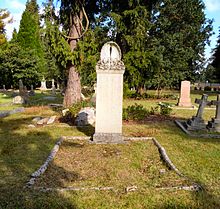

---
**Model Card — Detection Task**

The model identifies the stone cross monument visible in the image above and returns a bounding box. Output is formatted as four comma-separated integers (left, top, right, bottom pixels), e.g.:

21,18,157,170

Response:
178,80,192,107
207,94,220,132
93,42,125,143
185,94,211,130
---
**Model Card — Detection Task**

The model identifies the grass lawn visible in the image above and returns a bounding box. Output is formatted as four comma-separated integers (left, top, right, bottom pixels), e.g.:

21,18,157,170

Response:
0,91,220,209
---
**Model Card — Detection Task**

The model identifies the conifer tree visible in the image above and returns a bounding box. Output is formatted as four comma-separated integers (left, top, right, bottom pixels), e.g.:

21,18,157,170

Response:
150,0,213,89
211,29,220,81
17,0,46,78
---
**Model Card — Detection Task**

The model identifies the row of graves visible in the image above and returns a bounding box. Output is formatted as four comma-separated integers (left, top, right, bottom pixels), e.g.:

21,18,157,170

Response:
0,41,217,193
176,93,220,137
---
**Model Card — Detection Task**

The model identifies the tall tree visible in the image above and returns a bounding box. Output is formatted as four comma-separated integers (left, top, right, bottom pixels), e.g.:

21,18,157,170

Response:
0,43,39,88
53,0,110,107
149,0,213,89
111,0,212,91
110,0,159,92
16,0,46,78
211,29,220,81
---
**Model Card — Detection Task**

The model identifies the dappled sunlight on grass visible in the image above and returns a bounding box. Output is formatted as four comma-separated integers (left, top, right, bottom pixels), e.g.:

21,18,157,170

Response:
0,91,219,208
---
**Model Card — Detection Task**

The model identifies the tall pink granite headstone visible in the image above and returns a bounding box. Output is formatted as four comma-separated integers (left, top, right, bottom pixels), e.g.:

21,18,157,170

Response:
178,80,192,107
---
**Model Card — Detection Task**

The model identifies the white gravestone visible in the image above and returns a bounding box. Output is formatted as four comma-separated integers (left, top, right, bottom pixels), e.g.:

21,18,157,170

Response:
40,76,47,90
93,42,125,143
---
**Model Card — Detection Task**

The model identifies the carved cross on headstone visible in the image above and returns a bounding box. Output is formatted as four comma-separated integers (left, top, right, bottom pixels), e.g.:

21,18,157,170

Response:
195,94,211,118
211,94,220,120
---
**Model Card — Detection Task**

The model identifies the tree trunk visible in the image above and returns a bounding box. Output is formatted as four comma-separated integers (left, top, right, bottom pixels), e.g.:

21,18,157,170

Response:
63,12,82,107
63,66,81,107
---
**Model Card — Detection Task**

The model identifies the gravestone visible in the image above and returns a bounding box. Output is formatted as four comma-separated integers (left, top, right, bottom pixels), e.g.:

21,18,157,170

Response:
185,94,210,130
51,79,56,95
52,79,55,88
3,85,6,92
178,80,192,107
13,95,25,104
29,85,35,96
19,79,24,95
93,42,125,143
40,77,47,91
207,94,220,132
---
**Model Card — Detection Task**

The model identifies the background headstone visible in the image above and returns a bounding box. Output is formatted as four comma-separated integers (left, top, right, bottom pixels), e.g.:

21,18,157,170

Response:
13,95,25,104
3,85,6,92
178,80,192,107
29,85,35,96
93,42,125,143
19,79,24,95
40,76,47,91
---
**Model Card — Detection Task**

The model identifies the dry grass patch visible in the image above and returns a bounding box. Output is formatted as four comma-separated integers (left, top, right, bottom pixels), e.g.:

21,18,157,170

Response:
35,139,191,190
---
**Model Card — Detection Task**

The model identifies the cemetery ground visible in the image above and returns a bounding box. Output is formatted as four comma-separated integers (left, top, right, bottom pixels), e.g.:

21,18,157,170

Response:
0,90,220,208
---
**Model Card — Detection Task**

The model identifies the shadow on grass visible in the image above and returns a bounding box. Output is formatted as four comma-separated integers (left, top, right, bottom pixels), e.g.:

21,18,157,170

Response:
76,124,95,136
0,116,78,209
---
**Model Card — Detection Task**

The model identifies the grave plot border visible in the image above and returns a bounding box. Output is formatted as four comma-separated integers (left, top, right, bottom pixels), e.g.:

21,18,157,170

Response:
25,136,202,192
0,107,25,118
175,120,220,139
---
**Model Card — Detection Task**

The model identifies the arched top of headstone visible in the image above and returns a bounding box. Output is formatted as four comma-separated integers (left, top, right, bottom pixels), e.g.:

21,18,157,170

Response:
100,41,121,62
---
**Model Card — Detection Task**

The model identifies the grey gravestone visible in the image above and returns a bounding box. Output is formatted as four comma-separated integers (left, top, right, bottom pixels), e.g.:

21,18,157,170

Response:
19,79,24,95
207,94,220,132
51,79,56,95
3,85,6,92
185,94,211,130
29,85,35,96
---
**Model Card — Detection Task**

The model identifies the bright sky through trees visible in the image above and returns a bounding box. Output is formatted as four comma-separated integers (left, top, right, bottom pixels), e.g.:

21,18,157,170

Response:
0,0,220,60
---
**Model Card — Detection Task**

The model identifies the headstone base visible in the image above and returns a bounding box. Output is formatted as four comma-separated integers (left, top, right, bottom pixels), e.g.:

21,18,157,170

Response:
185,116,207,131
93,133,124,144
207,118,220,132
178,98,192,107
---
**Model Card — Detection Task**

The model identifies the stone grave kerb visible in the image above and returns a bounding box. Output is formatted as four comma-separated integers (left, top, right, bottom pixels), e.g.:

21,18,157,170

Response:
93,42,125,143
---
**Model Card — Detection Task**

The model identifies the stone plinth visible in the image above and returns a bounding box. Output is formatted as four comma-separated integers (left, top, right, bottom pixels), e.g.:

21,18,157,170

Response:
93,42,125,144
178,80,192,107
207,118,220,132
185,116,206,131
207,94,220,132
